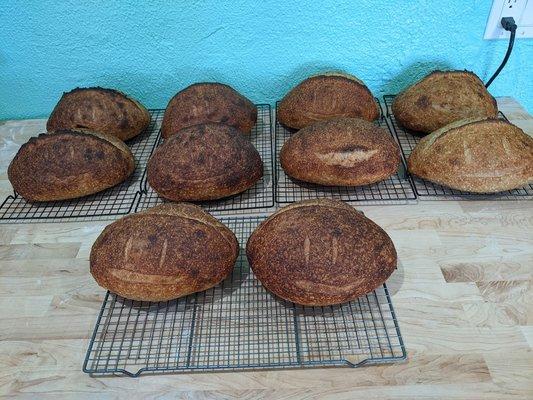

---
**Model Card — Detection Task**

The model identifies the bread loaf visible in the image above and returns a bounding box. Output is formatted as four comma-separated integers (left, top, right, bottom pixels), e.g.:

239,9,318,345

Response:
90,203,239,301
392,70,497,133
47,87,151,141
161,83,257,138
246,199,397,306
277,73,379,130
8,130,135,201
280,117,400,186
147,123,263,201
407,118,533,193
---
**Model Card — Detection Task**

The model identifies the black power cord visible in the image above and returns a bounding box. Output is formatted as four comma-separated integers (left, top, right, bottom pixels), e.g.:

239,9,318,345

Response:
485,17,518,88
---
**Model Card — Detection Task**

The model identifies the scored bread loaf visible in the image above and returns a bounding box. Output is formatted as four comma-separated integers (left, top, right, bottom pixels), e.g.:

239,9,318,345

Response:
280,117,400,186
277,72,379,130
47,87,151,141
161,82,257,138
147,123,263,201
407,118,533,193
90,203,239,301
392,70,497,133
8,130,135,201
246,199,397,306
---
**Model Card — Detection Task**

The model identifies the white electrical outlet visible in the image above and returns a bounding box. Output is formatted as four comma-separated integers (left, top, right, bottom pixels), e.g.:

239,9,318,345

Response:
484,0,533,39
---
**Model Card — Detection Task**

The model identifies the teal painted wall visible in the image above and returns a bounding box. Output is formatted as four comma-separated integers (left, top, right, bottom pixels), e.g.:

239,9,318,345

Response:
1,0,532,119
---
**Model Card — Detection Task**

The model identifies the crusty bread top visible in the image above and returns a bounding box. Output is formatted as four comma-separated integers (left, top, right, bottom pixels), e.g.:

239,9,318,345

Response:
392,70,498,133
249,199,357,256
280,117,400,186
246,198,397,306
89,202,239,301
66,86,149,112
161,82,257,137
311,71,365,85
278,73,380,129
147,123,263,200
407,118,533,193
270,198,354,216
74,129,135,158
15,129,134,162
47,87,151,141
7,129,135,201
138,203,237,246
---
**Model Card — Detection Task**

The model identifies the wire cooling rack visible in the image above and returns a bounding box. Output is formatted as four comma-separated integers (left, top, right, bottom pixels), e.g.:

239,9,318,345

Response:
0,110,164,223
274,101,417,205
383,95,533,200
135,104,274,214
83,216,406,377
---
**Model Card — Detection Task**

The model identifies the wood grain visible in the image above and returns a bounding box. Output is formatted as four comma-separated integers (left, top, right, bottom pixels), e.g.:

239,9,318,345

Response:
0,97,531,399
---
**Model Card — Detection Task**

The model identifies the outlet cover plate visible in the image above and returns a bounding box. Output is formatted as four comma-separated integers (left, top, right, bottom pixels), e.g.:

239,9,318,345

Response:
484,0,533,39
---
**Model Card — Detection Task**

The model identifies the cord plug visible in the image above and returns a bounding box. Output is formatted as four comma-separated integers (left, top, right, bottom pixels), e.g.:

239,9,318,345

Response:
485,17,517,88
501,17,517,32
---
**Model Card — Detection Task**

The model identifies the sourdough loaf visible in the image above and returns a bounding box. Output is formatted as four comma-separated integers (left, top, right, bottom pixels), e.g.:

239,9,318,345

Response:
246,199,397,306
277,73,379,130
47,87,151,141
161,83,257,138
392,70,497,133
407,118,533,193
90,203,239,301
8,130,135,201
147,123,263,201
280,117,400,186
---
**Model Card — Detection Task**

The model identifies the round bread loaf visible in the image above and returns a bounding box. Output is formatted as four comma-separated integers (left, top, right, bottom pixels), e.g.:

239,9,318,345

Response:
277,73,379,130
280,117,400,186
147,123,263,201
47,87,151,141
161,83,257,138
408,118,533,193
8,130,135,202
246,199,397,306
90,203,239,301
392,70,497,134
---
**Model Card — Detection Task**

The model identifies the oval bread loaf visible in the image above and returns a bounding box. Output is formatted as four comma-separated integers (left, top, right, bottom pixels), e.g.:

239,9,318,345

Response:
147,123,263,201
161,83,257,138
280,117,400,186
278,73,379,130
47,87,151,141
392,70,497,133
407,118,533,193
8,130,135,202
90,203,239,302
246,199,397,306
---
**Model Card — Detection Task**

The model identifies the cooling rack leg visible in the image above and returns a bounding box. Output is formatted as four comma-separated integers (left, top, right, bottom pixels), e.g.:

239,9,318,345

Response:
292,304,302,365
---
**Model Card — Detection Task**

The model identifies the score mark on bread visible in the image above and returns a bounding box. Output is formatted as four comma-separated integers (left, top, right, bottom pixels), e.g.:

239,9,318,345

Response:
316,148,379,167
280,118,400,186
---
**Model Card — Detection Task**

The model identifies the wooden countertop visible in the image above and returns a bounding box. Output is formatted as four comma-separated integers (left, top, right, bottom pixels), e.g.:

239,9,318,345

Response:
0,98,531,399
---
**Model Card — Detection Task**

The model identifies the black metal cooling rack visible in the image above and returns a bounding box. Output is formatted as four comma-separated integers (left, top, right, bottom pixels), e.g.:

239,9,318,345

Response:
274,101,417,205
134,104,274,214
0,110,164,223
83,216,406,377
383,95,533,200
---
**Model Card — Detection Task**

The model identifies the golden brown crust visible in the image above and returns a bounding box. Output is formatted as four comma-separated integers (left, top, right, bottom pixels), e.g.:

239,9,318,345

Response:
147,123,263,201
246,199,397,306
392,70,498,133
47,87,151,141
407,118,533,193
280,117,400,186
90,203,239,301
7,130,135,202
161,83,257,138
277,73,379,129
